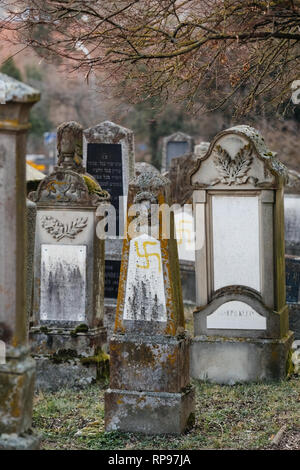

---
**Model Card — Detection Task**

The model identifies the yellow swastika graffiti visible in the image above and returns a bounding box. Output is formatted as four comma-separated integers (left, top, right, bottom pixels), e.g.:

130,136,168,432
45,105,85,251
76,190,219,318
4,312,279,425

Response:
177,219,193,246
135,240,162,273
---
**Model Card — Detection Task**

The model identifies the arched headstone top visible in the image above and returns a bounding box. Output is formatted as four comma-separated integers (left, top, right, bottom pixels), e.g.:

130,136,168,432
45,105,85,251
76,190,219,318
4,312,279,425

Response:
191,125,288,190
28,170,109,207
84,120,133,143
164,131,193,144
135,161,160,177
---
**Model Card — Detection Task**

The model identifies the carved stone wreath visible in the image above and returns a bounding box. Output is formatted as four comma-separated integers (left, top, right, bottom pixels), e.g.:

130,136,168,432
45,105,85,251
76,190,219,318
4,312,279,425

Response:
211,144,258,186
41,215,88,241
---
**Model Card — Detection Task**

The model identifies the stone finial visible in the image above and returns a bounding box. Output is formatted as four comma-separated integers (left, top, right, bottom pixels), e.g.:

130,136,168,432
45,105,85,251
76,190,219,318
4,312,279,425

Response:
135,161,160,177
57,121,84,172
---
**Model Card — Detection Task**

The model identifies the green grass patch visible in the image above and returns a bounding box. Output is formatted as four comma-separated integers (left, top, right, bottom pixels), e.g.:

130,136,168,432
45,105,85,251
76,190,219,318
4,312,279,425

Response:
33,377,300,450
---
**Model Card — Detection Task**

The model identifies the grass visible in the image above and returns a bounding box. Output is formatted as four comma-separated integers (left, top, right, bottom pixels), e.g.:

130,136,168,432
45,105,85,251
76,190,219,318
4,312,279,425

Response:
32,377,300,450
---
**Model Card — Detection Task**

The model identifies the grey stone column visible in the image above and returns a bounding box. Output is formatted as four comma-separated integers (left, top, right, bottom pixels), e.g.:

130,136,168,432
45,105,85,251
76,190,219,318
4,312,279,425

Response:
0,73,40,449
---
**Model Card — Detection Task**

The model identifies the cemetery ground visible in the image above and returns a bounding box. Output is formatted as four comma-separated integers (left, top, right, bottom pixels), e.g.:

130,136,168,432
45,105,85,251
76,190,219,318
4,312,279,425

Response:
32,309,300,450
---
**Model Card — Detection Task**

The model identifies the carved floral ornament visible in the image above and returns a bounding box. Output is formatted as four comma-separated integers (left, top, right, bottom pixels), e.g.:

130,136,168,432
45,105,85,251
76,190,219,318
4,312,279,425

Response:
41,215,88,241
211,144,258,186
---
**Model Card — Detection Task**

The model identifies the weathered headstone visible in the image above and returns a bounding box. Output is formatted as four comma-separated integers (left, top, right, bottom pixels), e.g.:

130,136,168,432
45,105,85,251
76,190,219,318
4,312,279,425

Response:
105,170,195,434
190,125,293,384
168,145,209,305
174,205,196,305
161,131,194,173
0,74,40,449
29,121,110,390
83,121,135,337
135,161,160,177
284,168,300,340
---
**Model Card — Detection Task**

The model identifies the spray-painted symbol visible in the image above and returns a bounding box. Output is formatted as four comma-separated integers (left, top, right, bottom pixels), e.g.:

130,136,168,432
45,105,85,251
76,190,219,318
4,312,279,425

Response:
135,240,162,273
176,219,193,246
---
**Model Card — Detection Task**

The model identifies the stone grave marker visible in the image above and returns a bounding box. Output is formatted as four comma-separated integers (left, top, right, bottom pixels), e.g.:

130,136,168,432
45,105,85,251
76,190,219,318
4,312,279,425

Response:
105,169,195,434
0,74,40,449
83,121,135,337
161,131,194,173
28,121,110,390
167,145,209,305
284,168,300,340
190,125,293,384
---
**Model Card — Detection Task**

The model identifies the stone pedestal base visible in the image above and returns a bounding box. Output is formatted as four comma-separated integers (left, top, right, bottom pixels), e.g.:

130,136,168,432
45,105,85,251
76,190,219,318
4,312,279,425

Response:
30,326,108,391
105,387,195,434
190,332,294,384
0,432,40,450
0,351,40,449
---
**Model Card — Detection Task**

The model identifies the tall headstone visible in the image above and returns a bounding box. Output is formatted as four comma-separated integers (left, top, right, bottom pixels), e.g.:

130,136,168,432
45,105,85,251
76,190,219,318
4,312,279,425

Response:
190,125,293,384
168,144,209,305
0,74,40,449
161,131,194,173
83,121,135,338
105,170,195,434
284,168,300,340
29,121,110,390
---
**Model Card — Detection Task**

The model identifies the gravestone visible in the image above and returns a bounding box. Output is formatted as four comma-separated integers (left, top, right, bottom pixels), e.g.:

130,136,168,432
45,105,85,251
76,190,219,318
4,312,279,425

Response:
161,131,194,173
190,125,293,384
105,169,195,434
83,121,135,338
29,121,110,390
0,74,40,449
168,145,209,305
174,205,196,305
284,168,300,340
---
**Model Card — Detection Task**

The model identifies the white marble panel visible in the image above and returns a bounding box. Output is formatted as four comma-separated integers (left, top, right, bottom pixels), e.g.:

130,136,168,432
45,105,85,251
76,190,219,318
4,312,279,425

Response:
212,196,260,291
175,208,195,262
284,194,300,245
207,301,266,330
123,234,167,322
40,244,86,321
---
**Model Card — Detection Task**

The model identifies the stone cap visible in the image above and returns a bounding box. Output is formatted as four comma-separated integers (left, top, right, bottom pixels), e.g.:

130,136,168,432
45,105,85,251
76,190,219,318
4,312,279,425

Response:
135,161,160,177
83,120,133,142
0,73,40,104
163,131,193,143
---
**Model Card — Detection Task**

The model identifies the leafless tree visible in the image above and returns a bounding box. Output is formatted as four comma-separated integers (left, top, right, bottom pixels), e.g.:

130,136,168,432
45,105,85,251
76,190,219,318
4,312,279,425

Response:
3,1,300,114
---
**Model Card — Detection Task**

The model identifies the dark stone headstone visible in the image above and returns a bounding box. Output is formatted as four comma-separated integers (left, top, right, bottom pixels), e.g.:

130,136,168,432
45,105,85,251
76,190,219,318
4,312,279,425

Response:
161,131,194,172
87,143,123,235
166,141,189,168
104,260,121,299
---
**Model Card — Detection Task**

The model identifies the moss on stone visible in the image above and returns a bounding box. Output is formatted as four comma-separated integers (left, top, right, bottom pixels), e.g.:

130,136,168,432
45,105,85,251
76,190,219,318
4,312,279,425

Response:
50,349,78,364
80,349,110,380
39,326,49,334
286,348,294,377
